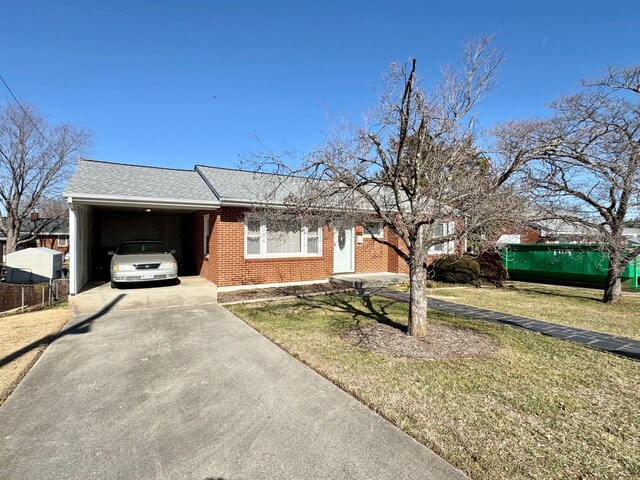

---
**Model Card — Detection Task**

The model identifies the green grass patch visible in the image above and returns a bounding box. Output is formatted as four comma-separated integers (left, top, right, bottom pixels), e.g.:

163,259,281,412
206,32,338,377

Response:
429,282,640,339
228,293,640,480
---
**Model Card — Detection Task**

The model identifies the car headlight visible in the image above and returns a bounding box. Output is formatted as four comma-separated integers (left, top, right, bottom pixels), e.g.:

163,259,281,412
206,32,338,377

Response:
160,262,177,269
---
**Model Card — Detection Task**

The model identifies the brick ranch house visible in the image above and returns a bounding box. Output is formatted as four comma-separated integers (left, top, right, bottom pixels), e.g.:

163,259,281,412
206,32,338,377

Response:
63,158,458,295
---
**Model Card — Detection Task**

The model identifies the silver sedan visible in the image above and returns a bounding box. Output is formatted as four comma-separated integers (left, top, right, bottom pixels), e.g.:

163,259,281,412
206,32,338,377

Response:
109,240,178,288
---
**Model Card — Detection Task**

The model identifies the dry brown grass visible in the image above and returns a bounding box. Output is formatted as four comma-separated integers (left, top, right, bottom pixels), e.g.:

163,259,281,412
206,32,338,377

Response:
229,293,640,480
0,304,70,405
342,322,498,359
429,282,640,339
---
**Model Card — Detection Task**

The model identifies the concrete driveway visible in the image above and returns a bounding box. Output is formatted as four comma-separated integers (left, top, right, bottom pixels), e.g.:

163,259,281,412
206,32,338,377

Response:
69,275,217,314
0,302,467,480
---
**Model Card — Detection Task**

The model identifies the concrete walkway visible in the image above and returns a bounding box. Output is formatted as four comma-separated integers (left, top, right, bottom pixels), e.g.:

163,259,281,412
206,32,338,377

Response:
0,303,467,480
330,272,409,289
370,287,640,360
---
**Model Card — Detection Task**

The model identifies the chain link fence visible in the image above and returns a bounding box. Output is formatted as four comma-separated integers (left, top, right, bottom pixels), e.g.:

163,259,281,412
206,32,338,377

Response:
0,278,69,315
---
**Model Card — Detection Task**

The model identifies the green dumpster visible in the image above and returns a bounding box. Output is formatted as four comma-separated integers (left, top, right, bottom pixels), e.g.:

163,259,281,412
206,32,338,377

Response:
500,243,640,292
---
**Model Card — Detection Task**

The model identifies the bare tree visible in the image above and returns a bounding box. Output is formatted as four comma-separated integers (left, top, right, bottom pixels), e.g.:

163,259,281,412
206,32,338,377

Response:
252,37,528,337
37,196,70,219
0,102,90,253
494,67,640,303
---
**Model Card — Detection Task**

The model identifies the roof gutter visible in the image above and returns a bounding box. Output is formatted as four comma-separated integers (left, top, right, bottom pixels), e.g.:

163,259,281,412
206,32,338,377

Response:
219,198,378,214
65,194,221,209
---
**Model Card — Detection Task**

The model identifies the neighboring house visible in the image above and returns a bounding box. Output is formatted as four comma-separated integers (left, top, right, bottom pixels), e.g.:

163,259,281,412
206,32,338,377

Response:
495,225,544,245
624,228,640,245
533,218,600,243
63,158,460,295
0,217,69,263
498,221,640,246
498,217,601,245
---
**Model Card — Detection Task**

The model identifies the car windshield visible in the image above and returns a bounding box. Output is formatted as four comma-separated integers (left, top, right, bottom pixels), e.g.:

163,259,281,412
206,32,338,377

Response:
116,242,168,255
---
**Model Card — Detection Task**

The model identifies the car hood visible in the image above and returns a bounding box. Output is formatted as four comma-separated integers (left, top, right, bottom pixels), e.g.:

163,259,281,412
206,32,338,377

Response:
111,253,175,265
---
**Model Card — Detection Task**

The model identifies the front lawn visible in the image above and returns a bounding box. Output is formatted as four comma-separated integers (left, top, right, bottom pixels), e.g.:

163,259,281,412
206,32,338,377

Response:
228,293,640,480
0,305,71,405
427,282,640,339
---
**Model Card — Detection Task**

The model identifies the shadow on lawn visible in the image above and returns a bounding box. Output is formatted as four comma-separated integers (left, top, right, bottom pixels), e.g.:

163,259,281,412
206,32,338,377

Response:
293,290,408,333
0,294,126,368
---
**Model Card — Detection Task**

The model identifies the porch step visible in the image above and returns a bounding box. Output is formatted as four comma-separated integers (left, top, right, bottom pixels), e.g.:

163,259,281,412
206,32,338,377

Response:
329,272,409,289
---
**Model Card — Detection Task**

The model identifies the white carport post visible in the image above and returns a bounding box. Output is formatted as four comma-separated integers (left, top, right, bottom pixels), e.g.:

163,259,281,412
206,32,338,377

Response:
67,198,94,295
68,197,78,295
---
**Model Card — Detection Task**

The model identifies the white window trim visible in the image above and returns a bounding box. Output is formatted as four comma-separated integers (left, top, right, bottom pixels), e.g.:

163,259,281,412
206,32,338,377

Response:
203,214,210,256
57,236,69,247
362,222,384,239
428,221,455,255
244,214,323,259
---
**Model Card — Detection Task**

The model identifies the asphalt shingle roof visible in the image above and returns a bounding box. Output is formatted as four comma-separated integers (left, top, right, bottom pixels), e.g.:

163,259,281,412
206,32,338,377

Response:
21,218,68,235
195,165,308,204
64,159,380,209
64,159,220,206
196,165,394,211
0,218,68,241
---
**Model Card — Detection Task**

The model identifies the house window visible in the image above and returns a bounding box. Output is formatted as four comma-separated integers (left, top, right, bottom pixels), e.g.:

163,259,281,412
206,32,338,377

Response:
305,221,320,254
203,214,210,256
363,222,384,239
246,218,261,255
57,236,69,247
245,215,322,258
429,222,455,254
267,219,302,254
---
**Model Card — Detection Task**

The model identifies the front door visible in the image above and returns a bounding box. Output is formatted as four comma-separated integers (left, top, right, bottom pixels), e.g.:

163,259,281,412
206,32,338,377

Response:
333,223,354,273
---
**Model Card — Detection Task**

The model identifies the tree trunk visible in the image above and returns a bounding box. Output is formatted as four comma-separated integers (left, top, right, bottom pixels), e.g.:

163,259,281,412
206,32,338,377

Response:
5,228,19,255
603,253,623,303
408,260,429,337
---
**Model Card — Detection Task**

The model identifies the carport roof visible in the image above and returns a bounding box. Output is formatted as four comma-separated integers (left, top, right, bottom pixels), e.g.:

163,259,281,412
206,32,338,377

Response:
64,159,221,207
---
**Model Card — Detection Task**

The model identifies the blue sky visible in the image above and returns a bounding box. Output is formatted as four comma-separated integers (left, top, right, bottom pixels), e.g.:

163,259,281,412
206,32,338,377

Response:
2,1,638,170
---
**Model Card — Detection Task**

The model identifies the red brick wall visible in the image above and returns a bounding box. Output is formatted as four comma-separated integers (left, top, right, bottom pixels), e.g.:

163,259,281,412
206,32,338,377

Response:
36,236,69,256
386,231,410,273
196,207,335,287
520,226,542,244
190,208,471,287
381,229,455,274
354,225,392,273
496,224,543,244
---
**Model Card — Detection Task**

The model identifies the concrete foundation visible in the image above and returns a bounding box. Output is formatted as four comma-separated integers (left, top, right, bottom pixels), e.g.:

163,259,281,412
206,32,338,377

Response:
330,272,409,289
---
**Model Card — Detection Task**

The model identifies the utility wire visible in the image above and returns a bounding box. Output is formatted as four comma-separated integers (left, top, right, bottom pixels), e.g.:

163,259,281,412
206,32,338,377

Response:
0,73,53,149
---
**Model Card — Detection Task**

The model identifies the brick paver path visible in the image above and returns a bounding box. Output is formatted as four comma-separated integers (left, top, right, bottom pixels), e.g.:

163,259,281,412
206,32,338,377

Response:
366,287,640,360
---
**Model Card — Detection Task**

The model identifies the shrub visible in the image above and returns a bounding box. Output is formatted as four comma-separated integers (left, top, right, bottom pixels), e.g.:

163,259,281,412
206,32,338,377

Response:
476,250,509,287
431,255,480,284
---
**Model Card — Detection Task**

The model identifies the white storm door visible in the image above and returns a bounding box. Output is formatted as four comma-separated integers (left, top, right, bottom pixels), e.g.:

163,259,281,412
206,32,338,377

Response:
333,223,354,273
